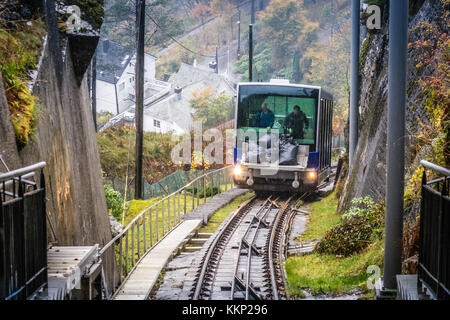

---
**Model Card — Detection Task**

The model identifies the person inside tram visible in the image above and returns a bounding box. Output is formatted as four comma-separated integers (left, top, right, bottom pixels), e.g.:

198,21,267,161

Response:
284,105,309,139
254,103,275,129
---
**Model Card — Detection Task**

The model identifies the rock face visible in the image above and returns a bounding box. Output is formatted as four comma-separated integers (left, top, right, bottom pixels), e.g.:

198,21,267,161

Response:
337,0,445,213
0,1,111,247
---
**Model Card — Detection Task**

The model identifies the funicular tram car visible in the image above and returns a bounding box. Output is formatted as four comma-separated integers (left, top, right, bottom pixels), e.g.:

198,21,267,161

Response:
233,79,334,192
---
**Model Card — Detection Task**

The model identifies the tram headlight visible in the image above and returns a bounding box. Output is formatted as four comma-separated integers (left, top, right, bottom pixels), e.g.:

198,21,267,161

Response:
307,170,317,181
234,165,243,176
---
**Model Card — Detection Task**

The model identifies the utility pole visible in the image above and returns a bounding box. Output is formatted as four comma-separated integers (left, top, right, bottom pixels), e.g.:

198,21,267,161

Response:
227,45,230,77
135,0,145,200
349,0,360,164
237,9,241,59
230,15,234,40
384,0,409,292
215,46,219,74
92,52,97,132
249,24,253,82
251,0,255,24
114,74,120,115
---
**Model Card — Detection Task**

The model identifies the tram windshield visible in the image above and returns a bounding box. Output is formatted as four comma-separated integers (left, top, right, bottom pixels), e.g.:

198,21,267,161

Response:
237,85,319,145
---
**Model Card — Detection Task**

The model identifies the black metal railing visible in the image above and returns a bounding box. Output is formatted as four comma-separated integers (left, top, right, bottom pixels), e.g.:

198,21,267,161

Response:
418,160,450,300
0,162,47,300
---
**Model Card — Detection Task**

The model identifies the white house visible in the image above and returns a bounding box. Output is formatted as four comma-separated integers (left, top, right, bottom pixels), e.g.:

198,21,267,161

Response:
100,63,236,135
95,39,168,115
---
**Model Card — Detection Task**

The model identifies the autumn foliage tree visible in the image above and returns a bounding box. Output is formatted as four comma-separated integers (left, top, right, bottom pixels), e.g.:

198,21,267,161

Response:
189,86,233,128
409,19,450,167
258,0,305,69
306,19,351,136
192,3,212,25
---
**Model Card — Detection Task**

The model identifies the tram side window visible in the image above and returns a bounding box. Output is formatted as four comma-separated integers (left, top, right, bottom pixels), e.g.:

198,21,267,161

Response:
285,97,316,145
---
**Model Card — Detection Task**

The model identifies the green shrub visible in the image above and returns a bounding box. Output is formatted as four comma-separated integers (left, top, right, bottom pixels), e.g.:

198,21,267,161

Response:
186,186,219,198
315,201,385,257
185,186,198,195
198,186,220,198
342,196,375,220
104,184,123,220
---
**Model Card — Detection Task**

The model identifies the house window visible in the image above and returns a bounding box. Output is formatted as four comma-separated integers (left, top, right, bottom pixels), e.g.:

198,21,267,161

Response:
130,76,134,83
153,119,161,128
118,82,125,91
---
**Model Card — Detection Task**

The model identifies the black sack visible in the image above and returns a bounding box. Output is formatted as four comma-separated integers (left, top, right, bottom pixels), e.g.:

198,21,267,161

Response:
279,136,299,166
259,134,271,149
245,139,260,163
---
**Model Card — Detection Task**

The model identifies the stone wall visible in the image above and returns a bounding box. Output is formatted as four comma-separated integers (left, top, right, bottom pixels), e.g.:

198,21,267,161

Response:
0,0,111,247
337,0,444,214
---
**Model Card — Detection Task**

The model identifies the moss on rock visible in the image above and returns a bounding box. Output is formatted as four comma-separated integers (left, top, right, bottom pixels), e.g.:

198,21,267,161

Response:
359,33,374,71
0,18,46,147
68,0,104,30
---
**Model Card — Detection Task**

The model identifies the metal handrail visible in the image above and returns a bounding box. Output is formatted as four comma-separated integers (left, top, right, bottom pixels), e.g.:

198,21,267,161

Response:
418,159,450,300
100,166,234,299
1,161,47,300
100,166,232,254
421,160,450,177
0,162,46,182
0,172,36,190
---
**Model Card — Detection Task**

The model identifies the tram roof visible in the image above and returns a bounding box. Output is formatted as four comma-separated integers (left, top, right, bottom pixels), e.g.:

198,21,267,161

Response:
237,82,334,101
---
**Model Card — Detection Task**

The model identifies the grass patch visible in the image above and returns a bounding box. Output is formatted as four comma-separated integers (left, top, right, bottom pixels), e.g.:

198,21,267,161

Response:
286,239,384,297
297,192,340,241
198,192,255,234
286,192,384,298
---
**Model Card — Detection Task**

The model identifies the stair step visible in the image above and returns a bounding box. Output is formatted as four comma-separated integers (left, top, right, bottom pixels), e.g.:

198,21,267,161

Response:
183,246,203,253
197,233,213,238
189,238,208,244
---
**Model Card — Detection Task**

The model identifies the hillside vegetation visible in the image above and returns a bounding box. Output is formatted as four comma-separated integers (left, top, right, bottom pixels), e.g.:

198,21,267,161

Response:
97,126,182,185
0,15,46,147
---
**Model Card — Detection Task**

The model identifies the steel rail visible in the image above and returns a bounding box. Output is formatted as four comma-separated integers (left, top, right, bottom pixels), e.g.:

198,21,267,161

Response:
192,196,256,300
230,197,273,300
267,195,296,300
245,198,276,300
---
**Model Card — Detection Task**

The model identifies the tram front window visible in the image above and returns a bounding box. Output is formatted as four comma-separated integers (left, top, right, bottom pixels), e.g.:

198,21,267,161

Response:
237,85,318,145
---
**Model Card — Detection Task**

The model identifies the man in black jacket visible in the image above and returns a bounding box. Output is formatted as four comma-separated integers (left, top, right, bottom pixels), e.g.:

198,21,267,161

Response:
284,105,309,139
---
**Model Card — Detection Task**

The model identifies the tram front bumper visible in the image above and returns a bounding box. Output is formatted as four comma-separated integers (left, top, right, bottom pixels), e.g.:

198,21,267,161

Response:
233,164,318,191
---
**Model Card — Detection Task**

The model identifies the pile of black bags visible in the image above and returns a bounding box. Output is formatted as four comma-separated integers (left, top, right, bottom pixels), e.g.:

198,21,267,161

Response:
244,134,299,165
279,136,299,165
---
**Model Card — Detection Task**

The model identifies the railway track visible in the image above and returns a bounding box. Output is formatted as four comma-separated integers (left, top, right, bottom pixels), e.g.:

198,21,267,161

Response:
190,194,301,300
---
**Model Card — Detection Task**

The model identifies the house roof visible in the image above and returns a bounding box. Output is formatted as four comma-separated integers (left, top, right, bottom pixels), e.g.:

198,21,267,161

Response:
169,63,236,93
144,91,194,132
143,64,236,132
96,39,156,84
